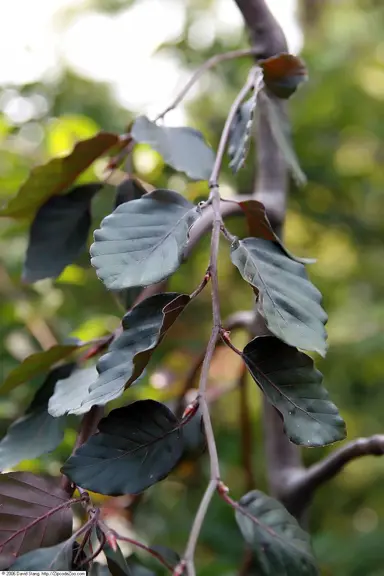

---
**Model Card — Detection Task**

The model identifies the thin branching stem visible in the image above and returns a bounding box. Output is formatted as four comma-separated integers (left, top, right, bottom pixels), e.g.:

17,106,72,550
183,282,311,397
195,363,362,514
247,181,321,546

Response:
177,69,262,576
183,479,217,576
99,524,175,572
155,48,258,121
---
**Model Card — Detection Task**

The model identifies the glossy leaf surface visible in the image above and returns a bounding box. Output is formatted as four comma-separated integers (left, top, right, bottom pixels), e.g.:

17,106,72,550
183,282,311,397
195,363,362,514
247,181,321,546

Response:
243,336,346,446
90,189,200,290
62,400,184,495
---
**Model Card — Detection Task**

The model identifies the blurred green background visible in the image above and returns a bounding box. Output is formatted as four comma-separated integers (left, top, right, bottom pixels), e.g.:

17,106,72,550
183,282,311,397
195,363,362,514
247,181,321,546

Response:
0,0,384,574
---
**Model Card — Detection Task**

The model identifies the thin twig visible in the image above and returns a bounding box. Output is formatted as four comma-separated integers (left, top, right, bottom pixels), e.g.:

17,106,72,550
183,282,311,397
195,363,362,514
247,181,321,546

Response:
220,330,243,357
177,71,260,576
189,269,211,300
99,523,175,572
80,530,106,566
220,223,236,243
155,48,258,121
176,310,255,418
183,480,217,576
181,328,221,575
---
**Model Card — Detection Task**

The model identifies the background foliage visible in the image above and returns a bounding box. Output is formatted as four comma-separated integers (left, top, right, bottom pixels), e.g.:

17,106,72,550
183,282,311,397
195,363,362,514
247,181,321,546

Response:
0,0,383,574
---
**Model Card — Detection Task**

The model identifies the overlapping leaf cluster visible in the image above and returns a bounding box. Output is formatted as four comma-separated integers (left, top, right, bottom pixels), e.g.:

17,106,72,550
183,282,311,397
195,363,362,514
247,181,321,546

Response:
0,53,345,574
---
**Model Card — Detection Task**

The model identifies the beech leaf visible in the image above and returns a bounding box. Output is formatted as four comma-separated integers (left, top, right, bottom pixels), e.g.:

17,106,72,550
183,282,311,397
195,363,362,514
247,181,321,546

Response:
236,490,318,575
8,540,73,570
243,336,346,446
0,132,118,218
260,53,308,99
101,534,132,576
80,292,190,409
239,200,315,265
261,91,306,186
228,71,263,173
113,178,151,310
23,183,102,283
48,365,99,417
132,116,214,180
230,237,327,356
0,364,74,469
0,472,72,564
0,343,87,394
90,189,201,290
114,178,147,208
238,200,276,241
61,400,185,495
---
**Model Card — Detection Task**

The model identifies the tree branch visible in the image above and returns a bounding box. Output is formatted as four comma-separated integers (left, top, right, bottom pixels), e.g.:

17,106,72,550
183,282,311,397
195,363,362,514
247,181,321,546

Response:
283,435,384,516
233,0,287,58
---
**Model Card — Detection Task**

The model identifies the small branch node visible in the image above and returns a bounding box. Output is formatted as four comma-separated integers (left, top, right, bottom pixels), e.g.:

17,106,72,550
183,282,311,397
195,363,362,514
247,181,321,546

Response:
217,480,230,495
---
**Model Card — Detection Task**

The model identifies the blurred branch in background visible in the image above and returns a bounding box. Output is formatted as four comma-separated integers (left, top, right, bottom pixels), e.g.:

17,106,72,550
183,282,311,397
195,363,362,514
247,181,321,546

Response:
234,0,304,507
285,434,384,517
0,263,57,352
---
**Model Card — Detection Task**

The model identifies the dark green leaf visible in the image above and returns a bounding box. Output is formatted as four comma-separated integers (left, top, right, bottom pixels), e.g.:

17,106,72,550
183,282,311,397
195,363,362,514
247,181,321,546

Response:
261,91,306,186
260,53,308,99
230,237,327,356
114,178,147,208
0,343,87,394
9,540,73,570
235,490,318,575
23,183,102,283
72,540,90,571
112,178,148,310
91,189,200,290
181,412,205,458
0,473,72,564
243,336,346,446
131,116,214,180
103,538,132,576
0,132,119,219
62,400,184,495
228,72,263,173
80,293,190,409
0,410,65,469
48,365,99,417
0,364,74,468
